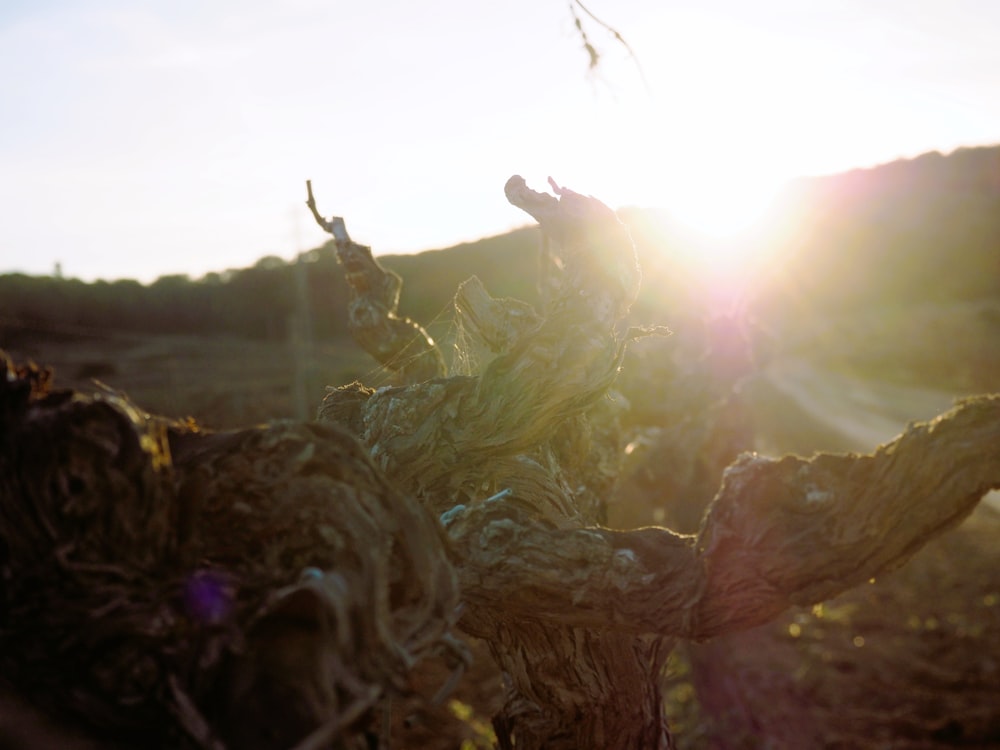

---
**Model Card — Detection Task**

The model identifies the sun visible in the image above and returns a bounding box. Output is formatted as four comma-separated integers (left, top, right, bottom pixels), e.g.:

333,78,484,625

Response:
579,6,836,271
570,94,792,273
656,169,784,241
613,145,791,279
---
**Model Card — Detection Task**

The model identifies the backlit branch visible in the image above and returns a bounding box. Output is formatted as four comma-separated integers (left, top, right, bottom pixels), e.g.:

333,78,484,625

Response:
305,180,446,385
446,395,1000,639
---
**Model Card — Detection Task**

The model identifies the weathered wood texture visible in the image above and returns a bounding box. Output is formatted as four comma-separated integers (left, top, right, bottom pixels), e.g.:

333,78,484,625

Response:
0,357,460,749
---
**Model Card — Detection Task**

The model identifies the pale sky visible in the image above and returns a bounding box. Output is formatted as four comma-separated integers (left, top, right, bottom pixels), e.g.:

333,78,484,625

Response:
1,0,998,282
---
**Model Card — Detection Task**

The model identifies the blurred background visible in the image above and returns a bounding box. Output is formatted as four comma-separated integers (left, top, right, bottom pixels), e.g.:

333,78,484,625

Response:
2,0,998,281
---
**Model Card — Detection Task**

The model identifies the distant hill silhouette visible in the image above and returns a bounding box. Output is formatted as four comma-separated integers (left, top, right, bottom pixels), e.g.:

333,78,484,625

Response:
754,144,1000,327
1,145,998,347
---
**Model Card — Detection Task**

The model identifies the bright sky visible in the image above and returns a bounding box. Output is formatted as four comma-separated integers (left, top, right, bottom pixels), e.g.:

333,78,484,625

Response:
1,0,998,283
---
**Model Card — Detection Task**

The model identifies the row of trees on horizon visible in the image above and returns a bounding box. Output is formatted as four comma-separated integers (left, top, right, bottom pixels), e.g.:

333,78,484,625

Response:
2,145,998,346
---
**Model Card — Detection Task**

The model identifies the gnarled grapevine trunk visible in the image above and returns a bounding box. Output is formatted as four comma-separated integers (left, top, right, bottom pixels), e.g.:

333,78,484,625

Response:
308,176,1000,748
0,176,997,748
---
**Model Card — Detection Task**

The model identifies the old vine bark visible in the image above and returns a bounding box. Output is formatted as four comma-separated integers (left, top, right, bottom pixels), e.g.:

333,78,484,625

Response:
0,177,997,749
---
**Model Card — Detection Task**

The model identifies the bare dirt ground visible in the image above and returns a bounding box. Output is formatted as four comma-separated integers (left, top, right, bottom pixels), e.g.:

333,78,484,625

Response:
2,325,375,428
